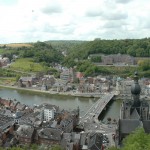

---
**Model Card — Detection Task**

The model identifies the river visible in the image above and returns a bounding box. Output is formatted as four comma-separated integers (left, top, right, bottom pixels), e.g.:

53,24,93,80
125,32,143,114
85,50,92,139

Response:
0,87,98,116
0,87,122,121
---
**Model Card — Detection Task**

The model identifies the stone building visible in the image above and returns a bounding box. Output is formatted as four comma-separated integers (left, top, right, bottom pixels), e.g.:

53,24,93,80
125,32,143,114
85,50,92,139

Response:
15,125,35,145
18,76,38,87
102,54,135,65
36,128,62,145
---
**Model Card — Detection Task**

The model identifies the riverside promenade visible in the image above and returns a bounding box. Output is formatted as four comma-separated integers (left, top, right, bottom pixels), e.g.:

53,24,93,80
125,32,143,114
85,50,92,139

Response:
0,84,108,98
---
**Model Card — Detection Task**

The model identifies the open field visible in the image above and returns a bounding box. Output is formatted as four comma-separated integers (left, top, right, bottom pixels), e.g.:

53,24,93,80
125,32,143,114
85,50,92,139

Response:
10,58,48,72
0,43,33,48
0,77,16,85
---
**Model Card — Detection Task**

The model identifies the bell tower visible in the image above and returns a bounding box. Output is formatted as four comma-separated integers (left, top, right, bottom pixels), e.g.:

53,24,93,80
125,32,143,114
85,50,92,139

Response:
131,72,141,108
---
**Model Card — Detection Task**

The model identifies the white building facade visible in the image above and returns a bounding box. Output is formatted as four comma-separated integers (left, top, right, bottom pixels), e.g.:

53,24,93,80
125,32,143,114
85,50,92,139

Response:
43,108,55,121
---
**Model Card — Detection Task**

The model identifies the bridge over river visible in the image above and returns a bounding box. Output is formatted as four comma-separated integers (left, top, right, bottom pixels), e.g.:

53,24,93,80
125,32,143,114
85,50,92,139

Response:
79,93,115,125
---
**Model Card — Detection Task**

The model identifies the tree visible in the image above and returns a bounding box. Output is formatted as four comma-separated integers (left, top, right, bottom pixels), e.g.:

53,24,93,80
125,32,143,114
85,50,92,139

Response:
109,128,150,150
51,145,64,150
122,128,150,150
108,146,119,150
135,48,144,57
107,117,112,124
91,56,102,62
138,60,150,71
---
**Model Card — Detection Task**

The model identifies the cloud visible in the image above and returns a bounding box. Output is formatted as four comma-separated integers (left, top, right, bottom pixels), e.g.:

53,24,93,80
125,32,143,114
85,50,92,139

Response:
0,0,149,43
41,3,62,14
103,21,125,28
115,0,133,4
86,10,103,17
102,11,128,20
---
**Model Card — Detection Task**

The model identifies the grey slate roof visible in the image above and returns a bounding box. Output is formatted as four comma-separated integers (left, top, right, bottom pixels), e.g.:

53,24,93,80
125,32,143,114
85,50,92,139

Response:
16,125,34,138
37,128,62,141
119,119,142,134
20,77,34,82
88,133,103,150
16,103,26,111
130,108,140,119
0,114,14,131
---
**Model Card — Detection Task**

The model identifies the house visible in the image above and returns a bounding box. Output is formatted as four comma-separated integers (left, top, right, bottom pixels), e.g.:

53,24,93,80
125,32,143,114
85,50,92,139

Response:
2,109,13,117
76,72,84,79
0,114,15,145
34,103,59,122
0,57,10,67
60,68,76,83
13,110,25,123
15,125,35,145
88,133,103,150
39,75,56,90
59,118,73,133
36,128,62,145
15,103,26,111
0,98,11,108
80,132,103,150
52,82,64,92
18,76,38,87
18,110,41,126
61,132,80,150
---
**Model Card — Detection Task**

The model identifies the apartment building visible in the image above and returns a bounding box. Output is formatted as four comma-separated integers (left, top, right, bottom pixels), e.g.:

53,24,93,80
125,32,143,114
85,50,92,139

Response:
60,68,76,83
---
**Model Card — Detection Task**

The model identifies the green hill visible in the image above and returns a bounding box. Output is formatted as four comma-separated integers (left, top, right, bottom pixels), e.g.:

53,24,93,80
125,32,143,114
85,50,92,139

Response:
65,38,150,61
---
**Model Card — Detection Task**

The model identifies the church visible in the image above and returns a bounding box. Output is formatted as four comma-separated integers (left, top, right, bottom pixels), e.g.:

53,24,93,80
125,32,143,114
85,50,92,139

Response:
117,72,150,145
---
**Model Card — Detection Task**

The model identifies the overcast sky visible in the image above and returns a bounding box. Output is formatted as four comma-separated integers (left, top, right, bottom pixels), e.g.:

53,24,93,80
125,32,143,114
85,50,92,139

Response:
0,0,150,43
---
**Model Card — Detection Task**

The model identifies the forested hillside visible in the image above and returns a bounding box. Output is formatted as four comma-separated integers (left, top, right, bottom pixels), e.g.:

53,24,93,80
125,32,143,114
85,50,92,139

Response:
0,39,149,77
45,40,87,52
0,41,64,66
64,38,150,61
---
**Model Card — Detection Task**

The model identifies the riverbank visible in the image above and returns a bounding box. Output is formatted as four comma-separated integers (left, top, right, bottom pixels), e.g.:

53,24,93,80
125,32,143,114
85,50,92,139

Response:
0,84,103,98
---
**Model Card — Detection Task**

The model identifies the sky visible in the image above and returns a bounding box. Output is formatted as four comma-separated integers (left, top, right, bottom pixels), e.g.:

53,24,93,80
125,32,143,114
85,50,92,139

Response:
0,0,150,43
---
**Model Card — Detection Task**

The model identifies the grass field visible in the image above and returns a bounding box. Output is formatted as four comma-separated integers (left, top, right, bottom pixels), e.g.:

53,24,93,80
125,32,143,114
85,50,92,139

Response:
10,58,48,72
0,77,16,85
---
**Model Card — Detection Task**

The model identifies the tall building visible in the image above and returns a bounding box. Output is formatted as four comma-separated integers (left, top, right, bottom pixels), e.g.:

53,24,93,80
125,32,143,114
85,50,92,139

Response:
40,104,58,122
117,72,150,145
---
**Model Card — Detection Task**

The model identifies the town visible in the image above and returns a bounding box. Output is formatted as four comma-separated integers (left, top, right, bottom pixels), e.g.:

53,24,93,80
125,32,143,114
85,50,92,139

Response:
0,53,150,99
0,70,149,149
0,40,149,150
0,0,150,149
